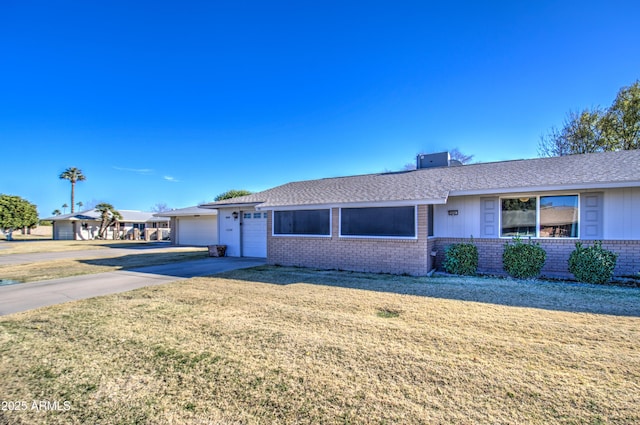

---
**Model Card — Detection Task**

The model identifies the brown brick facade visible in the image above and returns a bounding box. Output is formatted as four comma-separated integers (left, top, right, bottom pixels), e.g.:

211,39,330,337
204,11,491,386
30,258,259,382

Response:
267,206,432,276
434,238,640,278
266,207,639,278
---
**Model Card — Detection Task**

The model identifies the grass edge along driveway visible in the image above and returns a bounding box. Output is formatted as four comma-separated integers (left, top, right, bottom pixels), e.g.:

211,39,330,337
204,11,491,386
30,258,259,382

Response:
1,265,638,424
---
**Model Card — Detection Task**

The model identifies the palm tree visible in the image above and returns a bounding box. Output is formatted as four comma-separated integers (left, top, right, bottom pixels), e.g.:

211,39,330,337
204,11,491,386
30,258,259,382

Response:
52,209,62,216
59,167,86,213
62,203,69,214
95,203,122,239
76,201,84,211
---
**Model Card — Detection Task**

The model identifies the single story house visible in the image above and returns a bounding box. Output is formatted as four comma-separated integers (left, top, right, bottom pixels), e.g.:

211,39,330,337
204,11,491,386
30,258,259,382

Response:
200,150,640,278
46,209,170,240
153,206,218,246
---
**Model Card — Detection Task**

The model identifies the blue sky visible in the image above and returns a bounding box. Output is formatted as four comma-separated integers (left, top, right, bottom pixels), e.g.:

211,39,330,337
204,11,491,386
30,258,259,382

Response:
1,1,639,217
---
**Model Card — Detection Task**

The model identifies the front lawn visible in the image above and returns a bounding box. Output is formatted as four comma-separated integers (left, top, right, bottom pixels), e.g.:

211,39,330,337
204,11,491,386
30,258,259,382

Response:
1,266,638,424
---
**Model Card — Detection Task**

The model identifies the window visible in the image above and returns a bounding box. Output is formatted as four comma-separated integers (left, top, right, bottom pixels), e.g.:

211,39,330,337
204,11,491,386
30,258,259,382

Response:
501,198,537,237
341,206,416,238
243,213,251,219
428,205,434,237
539,195,578,238
501,195,579,238
273,209,330,236
253,212,262,219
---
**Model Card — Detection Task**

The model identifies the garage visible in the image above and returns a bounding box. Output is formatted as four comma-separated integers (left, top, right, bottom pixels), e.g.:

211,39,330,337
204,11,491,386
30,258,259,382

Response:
54,222,74,240
154,206,219,247
176,216,218,246
241,211,267,257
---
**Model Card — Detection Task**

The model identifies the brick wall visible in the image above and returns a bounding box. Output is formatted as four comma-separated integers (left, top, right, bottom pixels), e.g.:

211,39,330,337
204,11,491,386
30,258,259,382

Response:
434,238,640,278
267,206,432,276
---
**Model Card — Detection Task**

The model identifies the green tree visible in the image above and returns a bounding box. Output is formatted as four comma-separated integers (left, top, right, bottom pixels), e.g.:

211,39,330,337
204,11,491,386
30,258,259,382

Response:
0,194,38,241
539,80,640,156
76,201,84,210
59,167,86,213
62,203,69,214
95,203,122,239
52,209,62,216
214,189,253,201
602,81,640,150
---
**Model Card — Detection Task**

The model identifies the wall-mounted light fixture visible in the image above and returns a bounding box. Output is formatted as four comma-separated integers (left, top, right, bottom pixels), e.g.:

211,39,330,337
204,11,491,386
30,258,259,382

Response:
447,210,459,216
519,197,530,203
232,211,239,220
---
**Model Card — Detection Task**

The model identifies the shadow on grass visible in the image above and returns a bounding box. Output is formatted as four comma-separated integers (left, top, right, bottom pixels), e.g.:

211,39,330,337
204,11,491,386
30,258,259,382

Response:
80,255,265,279
83,241,173,250
214,265,640,317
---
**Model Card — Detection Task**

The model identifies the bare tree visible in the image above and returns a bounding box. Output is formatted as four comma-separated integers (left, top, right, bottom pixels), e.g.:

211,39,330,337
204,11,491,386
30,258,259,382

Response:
151,202,171,212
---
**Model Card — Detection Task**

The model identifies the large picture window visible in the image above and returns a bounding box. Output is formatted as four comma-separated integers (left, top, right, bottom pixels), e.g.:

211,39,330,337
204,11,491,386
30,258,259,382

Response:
273,209,330,236
341,206,416,238
501,198,537,237
501,195,579,238
539,195,579,238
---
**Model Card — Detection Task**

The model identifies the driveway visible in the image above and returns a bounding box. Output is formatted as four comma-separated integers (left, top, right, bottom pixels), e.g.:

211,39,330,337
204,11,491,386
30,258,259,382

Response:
0,257,265,315
0,244,192,266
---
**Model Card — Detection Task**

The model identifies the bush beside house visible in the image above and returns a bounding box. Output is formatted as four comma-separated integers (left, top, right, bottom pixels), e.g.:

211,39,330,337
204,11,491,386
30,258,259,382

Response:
568,241,618,284
503,238,547,279
443,241,478,276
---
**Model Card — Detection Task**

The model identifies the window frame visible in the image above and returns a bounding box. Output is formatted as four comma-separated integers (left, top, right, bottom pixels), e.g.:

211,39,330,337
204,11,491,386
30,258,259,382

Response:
339,206,418,239
272,209,332,237
499,194,580,239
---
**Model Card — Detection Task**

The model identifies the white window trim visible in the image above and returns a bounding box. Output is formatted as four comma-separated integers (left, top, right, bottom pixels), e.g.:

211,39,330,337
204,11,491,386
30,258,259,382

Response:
499,194,580,239
338,206,418,240
271,209,332,237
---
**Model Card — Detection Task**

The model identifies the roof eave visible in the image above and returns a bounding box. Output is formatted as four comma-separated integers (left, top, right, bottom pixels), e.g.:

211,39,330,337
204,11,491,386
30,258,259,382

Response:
199,201,264,209
450,181,640,197
257,197,449,210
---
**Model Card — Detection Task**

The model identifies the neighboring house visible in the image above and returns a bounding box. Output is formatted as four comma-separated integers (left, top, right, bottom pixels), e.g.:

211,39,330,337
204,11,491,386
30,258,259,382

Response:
200,150,640,278
46,209,170,240
153,206,218,246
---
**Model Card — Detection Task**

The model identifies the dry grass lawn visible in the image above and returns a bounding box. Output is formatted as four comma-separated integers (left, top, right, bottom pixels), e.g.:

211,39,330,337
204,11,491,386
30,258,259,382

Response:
1,266,639,424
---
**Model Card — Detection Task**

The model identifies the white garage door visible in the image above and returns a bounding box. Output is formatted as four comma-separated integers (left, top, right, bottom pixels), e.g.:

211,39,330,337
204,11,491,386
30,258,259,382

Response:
55,222,74,240
242,211,267,257
177,217,218,246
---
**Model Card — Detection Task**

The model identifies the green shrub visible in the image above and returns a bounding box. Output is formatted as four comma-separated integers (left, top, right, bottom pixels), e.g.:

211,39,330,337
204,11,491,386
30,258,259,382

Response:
568,241,618,284
503,237,546,279
443,241,478,276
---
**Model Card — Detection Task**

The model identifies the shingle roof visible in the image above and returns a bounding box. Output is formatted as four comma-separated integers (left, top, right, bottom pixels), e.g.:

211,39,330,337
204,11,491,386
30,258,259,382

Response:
201,150,640,209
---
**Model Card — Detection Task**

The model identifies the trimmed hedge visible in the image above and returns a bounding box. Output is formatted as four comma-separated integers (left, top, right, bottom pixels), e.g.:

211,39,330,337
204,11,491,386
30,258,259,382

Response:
568,241,618,284
503,237,546,279
443,241,478,276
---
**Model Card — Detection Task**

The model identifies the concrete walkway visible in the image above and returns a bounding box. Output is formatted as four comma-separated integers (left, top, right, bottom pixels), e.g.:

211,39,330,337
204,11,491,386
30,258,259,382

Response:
0,257,265,316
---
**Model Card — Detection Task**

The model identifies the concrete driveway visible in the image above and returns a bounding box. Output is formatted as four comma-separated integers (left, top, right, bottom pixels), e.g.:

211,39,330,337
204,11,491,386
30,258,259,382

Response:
0,244,193,266
0,257,265,316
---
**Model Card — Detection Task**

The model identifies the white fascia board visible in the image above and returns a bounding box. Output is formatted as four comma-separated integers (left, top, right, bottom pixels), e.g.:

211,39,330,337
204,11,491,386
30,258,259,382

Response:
154,209,218,217
199,202,262,210
257,197,448,211
450,181,640,197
